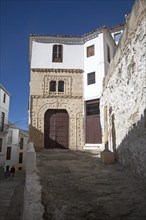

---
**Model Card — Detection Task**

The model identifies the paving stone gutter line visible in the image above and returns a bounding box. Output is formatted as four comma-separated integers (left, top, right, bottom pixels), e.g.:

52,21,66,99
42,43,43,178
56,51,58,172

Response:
4,178,25,220
22,142,44,220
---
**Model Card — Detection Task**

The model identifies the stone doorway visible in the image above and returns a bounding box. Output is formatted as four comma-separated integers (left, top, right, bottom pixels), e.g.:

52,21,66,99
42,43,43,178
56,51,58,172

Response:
44,109,69,149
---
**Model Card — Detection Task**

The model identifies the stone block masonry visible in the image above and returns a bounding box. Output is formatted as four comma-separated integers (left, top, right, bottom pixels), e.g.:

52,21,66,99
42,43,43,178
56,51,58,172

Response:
100,0,146,183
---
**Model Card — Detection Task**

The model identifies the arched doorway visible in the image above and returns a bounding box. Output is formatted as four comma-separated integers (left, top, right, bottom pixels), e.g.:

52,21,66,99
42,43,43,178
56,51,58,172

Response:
44,109,69,149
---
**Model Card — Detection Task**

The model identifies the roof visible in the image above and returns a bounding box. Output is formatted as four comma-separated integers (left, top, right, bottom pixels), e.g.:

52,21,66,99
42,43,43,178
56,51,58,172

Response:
29,25,107,39
109,23,126,33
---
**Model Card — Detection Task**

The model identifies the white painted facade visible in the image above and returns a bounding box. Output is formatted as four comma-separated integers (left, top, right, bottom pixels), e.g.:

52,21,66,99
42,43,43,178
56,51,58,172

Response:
0,84,10,167
83,29,116,101
30,28,116,102
31,41,83,69
5,127,19,171
4,125,29,171
30,26,122,149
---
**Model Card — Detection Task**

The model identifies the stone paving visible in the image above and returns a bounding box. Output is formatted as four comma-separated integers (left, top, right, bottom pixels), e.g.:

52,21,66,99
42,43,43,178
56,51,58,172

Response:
36,149,146,220
0,170,25,220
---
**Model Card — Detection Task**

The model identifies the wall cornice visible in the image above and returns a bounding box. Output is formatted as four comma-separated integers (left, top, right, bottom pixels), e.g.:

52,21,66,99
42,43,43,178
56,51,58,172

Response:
31,68,84,74
31,95,83,99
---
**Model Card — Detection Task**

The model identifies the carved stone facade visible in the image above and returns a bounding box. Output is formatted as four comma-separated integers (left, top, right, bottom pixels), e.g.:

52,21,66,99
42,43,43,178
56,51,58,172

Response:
29,68,84,150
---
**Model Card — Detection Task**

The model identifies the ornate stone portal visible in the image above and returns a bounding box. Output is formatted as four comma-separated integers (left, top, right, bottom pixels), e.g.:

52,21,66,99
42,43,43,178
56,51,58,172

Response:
29,68,84,150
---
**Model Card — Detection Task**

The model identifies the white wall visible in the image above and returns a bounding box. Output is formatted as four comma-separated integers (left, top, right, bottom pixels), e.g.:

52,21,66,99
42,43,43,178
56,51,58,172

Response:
31,41,83,69
103,30,116,77
5,128,19,171
0,85,10,167
0,86,10,125
83,33,105,100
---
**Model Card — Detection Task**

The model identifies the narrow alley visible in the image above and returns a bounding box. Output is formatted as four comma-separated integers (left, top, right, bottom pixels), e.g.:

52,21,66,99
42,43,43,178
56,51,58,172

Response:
36,149,145,220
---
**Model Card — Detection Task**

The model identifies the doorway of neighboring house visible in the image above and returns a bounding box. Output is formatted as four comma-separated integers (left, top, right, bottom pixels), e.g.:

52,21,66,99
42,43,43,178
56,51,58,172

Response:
44,109,69,149
86,99,102,144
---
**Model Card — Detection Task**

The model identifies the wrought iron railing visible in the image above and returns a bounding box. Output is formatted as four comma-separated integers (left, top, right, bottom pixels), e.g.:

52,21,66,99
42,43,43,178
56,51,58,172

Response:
0,123,9,133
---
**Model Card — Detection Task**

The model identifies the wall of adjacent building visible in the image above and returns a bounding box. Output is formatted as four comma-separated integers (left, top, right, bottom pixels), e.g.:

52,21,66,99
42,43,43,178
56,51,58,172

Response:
0,84,10,167
100,0,146,183
0,85,10,125
83,30,116,101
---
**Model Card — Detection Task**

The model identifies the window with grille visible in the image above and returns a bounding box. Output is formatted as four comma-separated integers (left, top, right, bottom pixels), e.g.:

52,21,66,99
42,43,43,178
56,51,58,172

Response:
52,44,63,62
19,138,24,149
58,81,64,92
19,152,23,163
87,72,95,85
87,45,94,57
1,112,5,132
3,93,6,103
50,81,56,92
6,147,11,160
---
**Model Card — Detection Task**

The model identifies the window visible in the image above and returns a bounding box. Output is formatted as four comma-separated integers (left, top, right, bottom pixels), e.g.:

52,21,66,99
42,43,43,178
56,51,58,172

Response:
18,167,22,170
6,147,11,160
1,112,5,132
6,166,9,171
49,80,65,93
19,138,24,149
87,45,94,57
52,44,63,62
19,152,23,163
86,99,100,116
3,93,6,103
58,81,64,92
87,72,95,85
50,81,56,92
0,138,2,152
8,130,13,144
107,44,111,63
114,32,122,43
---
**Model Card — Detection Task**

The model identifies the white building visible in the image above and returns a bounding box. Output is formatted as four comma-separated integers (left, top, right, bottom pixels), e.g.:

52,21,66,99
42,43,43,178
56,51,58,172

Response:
5,123,29,172
29,24,123,150
0,84,11,167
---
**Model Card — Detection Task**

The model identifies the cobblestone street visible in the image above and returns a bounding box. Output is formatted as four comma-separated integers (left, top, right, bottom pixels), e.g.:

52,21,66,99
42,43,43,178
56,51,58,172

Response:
0,171,25,220
36,149,146,220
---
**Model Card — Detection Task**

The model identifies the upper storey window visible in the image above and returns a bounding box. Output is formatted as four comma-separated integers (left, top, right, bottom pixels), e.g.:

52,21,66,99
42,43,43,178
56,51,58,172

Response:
50,81,56,92
3,93,6,103
52,44,63,62
87,45,94,57
114,32,122,43
58,81,64,92
87,72,95,85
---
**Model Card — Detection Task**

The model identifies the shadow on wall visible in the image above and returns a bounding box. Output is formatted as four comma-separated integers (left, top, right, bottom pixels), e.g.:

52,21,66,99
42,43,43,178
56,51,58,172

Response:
117,109,146,184
29,125,68,150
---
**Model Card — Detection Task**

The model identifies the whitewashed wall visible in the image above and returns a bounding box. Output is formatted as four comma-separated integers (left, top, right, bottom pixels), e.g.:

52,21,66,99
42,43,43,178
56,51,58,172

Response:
0,86,10,125
5,128,19,171
83,34,104,100
0,85,10,167
100,0,146,183
83,31,116,101
31,42,83,69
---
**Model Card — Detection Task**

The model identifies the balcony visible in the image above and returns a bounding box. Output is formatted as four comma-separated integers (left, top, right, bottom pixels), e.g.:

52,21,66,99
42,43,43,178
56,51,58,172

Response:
0,123,9,134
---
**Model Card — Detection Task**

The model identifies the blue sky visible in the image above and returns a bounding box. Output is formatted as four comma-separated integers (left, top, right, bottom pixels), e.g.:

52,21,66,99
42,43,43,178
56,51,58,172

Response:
0,0,135,130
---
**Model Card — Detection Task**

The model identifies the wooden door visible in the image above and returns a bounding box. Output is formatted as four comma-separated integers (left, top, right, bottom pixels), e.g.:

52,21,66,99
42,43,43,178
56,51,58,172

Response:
86,115,102,143
86,99,102,144
44,109,69,149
